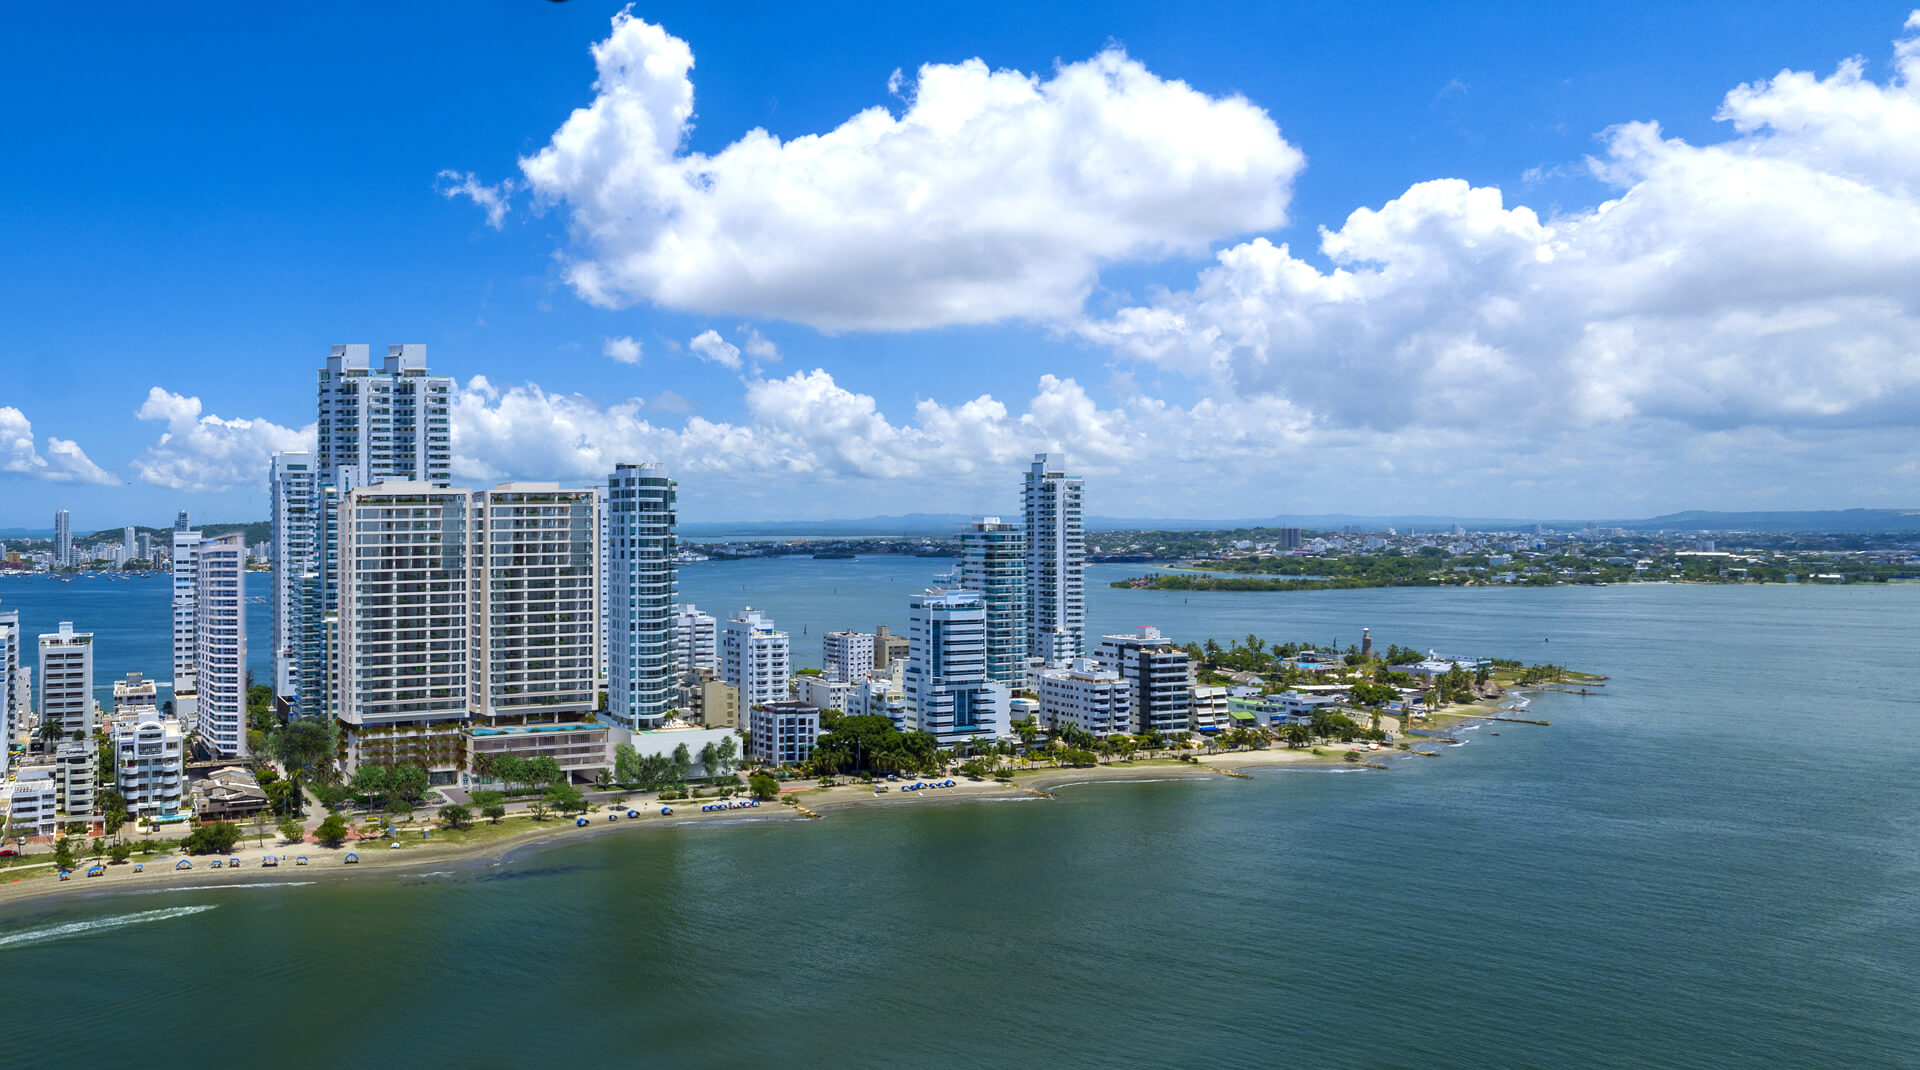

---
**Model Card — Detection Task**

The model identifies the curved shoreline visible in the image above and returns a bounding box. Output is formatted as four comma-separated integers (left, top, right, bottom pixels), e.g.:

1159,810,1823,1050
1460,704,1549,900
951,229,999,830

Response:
0,742,1436,916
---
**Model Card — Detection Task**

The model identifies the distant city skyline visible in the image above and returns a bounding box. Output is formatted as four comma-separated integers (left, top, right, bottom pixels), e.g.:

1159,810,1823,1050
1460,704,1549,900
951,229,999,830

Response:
3,3,1918,525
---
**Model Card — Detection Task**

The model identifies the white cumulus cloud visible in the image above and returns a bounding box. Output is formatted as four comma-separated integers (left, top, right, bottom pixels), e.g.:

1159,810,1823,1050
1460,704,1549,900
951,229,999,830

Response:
603,335,643,364
1084,16,1920,452
0,406,116,484
132,388,313,492
688,330,742,369
516,8,1302,330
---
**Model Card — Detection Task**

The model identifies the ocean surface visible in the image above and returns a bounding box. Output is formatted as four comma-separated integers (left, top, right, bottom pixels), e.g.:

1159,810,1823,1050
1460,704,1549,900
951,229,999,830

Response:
2,567,1917,1067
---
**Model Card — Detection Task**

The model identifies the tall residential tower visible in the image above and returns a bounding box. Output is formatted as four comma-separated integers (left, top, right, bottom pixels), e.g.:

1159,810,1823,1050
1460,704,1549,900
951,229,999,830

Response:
604,464,677,731
1023,453,1084,663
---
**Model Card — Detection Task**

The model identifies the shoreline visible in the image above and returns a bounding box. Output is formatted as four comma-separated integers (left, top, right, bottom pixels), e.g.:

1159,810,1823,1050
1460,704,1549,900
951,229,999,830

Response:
0,730,1489,916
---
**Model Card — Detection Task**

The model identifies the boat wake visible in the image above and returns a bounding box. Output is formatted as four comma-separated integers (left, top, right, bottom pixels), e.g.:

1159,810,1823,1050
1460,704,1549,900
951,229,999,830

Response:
0,905,217,951
132,882,316,895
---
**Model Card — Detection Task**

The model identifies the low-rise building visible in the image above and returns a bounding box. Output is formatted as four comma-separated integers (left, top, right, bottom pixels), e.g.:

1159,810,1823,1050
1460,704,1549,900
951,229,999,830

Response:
748,701,819,767
1038,659,1131,737
112,671,158,716
680,666,739,728
792,673,858,715
1095,626,1192,736
190,766,268,821
1,773,58,837
466,722,611,789
114,708,186,818
1189,685,1229,733
621,724,740,778
822,630,874,683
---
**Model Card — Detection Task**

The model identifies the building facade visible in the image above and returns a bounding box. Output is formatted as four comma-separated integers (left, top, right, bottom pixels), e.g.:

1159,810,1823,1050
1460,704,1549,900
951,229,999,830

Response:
1037,659,1132,737
52,509,71,568
315,344,452,487
38,622,93,741
193,533,248,758
114,709,186,818
1023,453,1084,663
672,603,719,675
961,516,1026,686
748,701,819,766
821,630,874,683
335,483,471,777
723,608,790,709
468,484,600,725
604,464,677,731
904,589,1005,748
170,528,202,682
1095,627,1193,736
269,451,316,709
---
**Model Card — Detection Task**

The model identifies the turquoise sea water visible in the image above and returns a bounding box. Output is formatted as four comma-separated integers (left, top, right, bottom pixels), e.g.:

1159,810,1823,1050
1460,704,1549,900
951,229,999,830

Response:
2,569,1916,1067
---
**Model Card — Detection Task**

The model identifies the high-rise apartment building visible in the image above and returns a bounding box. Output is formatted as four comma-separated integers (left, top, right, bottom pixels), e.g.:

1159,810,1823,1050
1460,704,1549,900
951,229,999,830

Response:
0,601,19,749
723,608,789,709
335,483,471,776
136,532,152,561
1037,658,1132,737
194,533,248,758
672,604,718,675
174,510,190,533
122,525,136,560
52,509,71,568
1095,627,1192,736
38,621,94,741
1023,453,1084,663
269,451,316,710
113,708,186,818
904,589,1005,748
315,344,452,487
170,528,202,681
960,516,1026,686
468,484,599,723
822,630,875,683
603,464,676,731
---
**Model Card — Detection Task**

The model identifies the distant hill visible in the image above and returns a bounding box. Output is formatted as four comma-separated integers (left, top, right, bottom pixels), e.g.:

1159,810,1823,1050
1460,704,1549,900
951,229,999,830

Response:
1607,509,1920,534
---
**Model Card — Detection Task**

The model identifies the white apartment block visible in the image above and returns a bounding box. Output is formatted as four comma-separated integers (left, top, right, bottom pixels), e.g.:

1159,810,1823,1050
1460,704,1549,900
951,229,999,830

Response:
53,509,71,568
792,673,858,715
38,621,94,741
724,608,790,709
904,589,1005,748
1189,685,1229,734
469,484,600,723
114,708,186,818
336,483,472,777
316,344,452,487
1023,453,1084,663
821,630,874,683
269,450,316,707
861,677,908,730
2,775,58,838
55,740,97,817
0,602,19,755
672,603,718,675
748,700,819,767
1096,626,1193,736
195,533,248,758
111,672,158,721
604,464,677,731
961,516,1026,686
1038,659,1132,737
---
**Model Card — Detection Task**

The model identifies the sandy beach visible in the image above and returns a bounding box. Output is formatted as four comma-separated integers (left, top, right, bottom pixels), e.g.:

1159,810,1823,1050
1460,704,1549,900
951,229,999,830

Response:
0,727,1493,914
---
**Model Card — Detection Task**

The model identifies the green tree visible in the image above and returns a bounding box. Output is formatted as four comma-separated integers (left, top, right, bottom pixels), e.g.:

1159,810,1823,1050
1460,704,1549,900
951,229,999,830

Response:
99,787,129,837
313,813,350,846
748,772,780,800
52,838,76,871
277,818,305,844
546,783,588,816
438,804,473,830
713,735,738,775
270,718,335,779
349,763,391,808
109,841,133,864
492,754,529,792
668,743,692,783
525,756,563,787
182,821,243,855
390,764,431,803
480,802,507,824
699,741,718,775
263,778,298,818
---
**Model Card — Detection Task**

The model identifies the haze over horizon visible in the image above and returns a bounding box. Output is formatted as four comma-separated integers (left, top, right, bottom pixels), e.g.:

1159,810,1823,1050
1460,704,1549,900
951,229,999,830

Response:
5,2,1919,527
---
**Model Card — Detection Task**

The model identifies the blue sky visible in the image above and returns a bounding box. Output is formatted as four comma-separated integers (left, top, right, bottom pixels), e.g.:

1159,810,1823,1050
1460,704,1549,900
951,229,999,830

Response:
3,1,1917,530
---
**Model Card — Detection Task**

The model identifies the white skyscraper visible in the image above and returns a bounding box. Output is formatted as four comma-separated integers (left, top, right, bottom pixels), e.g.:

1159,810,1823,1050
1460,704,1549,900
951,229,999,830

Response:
52,509,71,568
604,464,676,731
194,533,248,758
672,604,719,675
723,608,790,709
1023,453,1084,663
0,601,19,748
335,483,471,775
123,525,136,561
316,344,452,487
38,622,94,741
904,589,1005,748
170,527,203,681
822,630,875,683
269,451,316,710
960,516,1026,686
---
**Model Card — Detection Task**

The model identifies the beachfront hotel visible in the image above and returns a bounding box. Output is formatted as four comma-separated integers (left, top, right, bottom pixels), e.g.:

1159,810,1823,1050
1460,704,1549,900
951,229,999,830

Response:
1023,453,1084,664
904,589,1006,748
